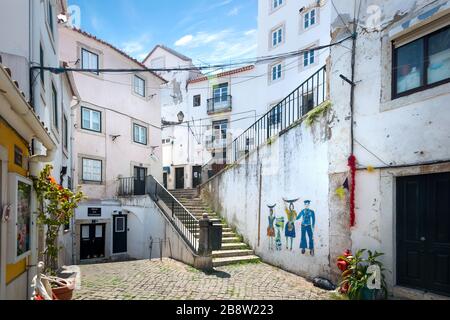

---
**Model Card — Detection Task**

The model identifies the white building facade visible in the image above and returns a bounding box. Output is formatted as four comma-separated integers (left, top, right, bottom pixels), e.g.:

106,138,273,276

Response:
59,27,166,264
255,0,332,112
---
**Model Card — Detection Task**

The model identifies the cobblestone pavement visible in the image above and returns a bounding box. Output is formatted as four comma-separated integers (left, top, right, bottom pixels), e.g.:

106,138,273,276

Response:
73,259,332,300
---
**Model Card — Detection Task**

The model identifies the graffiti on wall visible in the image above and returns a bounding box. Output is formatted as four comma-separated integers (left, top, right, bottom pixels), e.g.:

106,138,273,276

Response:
267,199,316,256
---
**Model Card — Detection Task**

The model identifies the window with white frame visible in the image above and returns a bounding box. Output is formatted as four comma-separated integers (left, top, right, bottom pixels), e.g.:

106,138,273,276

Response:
271,63,282,81
272,27,283,47
133,124,148,145
303,49,315,67
82,158,102,182
81,48,99,74
81,107,101,132
304,8,317,29
272,0,283,10
134,75,145,97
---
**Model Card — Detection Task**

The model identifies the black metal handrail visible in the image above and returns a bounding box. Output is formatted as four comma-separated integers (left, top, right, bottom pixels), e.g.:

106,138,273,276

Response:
207,95,232,114
227,65,327,163
118,175,199,253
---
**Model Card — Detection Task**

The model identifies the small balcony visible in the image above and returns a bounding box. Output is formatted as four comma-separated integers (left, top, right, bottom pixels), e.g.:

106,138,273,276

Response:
207,95,232,115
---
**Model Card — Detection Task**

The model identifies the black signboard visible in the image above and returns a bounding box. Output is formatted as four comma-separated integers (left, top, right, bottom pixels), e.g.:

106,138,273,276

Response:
88,208,102,217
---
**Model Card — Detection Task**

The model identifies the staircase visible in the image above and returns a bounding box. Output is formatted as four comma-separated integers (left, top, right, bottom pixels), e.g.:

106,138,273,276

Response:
169,189,260,267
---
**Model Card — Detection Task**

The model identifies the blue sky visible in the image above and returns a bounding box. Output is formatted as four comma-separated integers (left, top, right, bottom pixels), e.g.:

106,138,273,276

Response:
67,0,258,65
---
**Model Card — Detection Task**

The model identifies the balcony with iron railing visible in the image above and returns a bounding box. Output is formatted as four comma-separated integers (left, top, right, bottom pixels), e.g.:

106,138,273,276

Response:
207,95,232,115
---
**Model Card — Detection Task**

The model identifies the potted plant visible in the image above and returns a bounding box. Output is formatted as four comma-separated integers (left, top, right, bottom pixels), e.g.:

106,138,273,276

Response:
337,249,388,300
33,165,84,300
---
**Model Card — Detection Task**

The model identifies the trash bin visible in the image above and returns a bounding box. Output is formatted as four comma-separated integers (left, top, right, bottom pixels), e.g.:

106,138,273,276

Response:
209,224,222,251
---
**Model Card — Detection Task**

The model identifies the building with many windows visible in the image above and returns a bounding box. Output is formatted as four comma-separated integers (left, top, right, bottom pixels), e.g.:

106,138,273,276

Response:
0,0,78,300
144,46,258,189
59,26,166,264
256,0,332,112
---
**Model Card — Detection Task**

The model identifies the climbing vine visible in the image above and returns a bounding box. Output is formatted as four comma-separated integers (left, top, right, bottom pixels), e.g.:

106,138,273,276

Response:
305,100,332,126
33,165,85,273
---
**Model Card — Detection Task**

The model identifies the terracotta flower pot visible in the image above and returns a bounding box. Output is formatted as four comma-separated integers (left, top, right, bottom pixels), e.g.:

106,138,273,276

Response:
52,279,75,301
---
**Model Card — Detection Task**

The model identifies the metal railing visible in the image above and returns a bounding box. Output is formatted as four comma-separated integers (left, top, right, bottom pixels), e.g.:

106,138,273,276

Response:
207,95,232,114
118,175,199,253
227,65,327,163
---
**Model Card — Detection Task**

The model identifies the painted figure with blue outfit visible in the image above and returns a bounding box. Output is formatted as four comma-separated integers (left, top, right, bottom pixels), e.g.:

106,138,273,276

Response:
296,200,316,256
283,198,299,251
267,205,276,251
275,216,284,251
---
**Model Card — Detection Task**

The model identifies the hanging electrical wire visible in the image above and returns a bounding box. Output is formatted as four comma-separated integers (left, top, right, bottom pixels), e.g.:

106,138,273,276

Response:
30,35,353,75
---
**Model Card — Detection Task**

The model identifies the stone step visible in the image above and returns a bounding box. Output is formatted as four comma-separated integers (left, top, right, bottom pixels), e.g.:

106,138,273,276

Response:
212,255,261,267
221,242,248,250
194,231,237,238
221,237,241,243
212,249,255,259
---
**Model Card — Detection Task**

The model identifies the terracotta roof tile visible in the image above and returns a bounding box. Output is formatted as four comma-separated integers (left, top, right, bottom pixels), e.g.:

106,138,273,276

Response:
188,65,255,84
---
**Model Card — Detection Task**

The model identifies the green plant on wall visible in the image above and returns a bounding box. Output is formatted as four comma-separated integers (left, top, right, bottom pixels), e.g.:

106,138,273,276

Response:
33,165,85,274
305,100,332,126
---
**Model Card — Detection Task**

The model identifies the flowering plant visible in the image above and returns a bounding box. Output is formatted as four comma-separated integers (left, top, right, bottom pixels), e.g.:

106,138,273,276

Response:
337,249,388,300
33,165,84,273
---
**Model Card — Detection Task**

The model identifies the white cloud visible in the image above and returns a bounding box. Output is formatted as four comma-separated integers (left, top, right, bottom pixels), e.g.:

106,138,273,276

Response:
227,6,241,16
121,34,152,60
175,30,232,49
244,29,257,36
175,35,194,47
177,28,258,65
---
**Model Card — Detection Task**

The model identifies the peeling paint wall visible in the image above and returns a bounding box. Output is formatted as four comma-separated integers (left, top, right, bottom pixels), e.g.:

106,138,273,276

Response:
202,116,333,280
329,0,450,292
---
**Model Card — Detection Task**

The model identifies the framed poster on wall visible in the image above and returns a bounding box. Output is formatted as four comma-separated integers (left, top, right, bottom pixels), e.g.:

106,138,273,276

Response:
8,173,33,263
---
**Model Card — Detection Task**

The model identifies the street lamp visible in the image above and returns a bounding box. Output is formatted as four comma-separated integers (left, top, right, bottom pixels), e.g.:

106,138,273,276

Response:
177,111,185,124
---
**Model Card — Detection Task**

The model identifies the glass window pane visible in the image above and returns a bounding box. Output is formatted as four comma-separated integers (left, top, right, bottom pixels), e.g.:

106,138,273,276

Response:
428,28,450,85
82,50,89,69
82,109,90,129
396,39,424,94
92,111,100,131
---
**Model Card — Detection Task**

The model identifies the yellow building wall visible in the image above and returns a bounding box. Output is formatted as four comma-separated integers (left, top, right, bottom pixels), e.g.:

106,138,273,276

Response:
0,117,30,284
0,117,29,176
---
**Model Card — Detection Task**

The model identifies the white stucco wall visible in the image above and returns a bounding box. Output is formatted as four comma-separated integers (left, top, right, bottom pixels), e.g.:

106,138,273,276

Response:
202,113,332,280
59,26,164,200
256,0,332,110
328,0,450,292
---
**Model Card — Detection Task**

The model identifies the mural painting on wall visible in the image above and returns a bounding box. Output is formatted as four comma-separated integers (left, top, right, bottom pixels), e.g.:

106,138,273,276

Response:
267,199,316,256
283,198,299,251
297,200,316,256
275,216,285,251
267,205,276,250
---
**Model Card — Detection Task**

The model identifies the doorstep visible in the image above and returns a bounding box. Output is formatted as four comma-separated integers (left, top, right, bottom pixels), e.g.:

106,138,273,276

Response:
393,286,450,300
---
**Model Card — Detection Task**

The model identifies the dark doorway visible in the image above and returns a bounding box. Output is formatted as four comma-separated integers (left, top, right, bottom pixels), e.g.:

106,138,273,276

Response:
134,166,147,195
80,224,106,260
175,167,185,189
113,215,128,254
163,172,168,189
192,166,202,188
397,172,450,296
